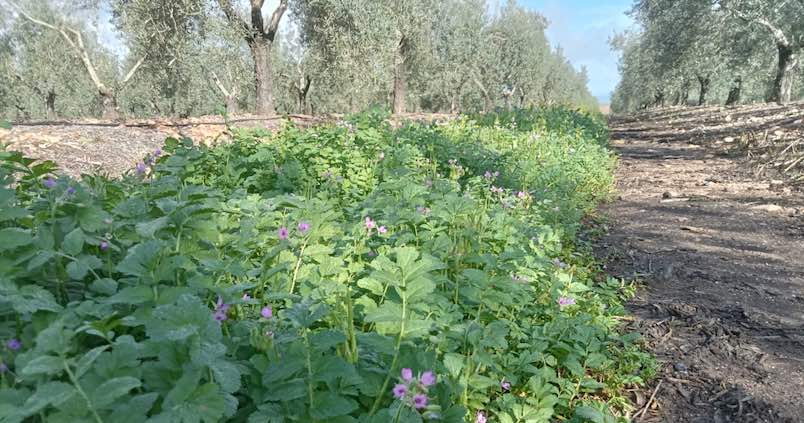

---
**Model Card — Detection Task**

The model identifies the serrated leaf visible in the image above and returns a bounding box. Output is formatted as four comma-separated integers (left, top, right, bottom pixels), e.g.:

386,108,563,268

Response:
21,382,75,416
91,377,141,408
62,228,85,256
0,228,32,252
135,216,170,238
20,355,64,377
310,392,358,419
75,345,110,379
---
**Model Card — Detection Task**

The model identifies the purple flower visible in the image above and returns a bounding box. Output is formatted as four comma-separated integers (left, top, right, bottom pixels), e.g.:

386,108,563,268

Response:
213,297,230,321
0,363,7,373
43,178,56,189
136,162,147,175
517,191,527,199
419,371,436,387
377,226,387,234
154,148,162,157
501,380,511,392
99,240,109,251
558,296,576,308
484,171,493,179
6,339,21,351
412,394,428,409
66,186,76,195
261,306,273,319
365,217,376,230
278,227,289,240
401,368,413,382
298,221,310,233
392,383,408,399
476,411,487,423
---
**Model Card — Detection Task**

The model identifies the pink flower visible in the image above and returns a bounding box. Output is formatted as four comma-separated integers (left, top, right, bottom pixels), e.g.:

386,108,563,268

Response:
99,240,109,251
517,191,527,199
412,394,428,409
401,368,413,382
476,411,487,423
501,379,511,391
278,227,289,240
392,383,408,399
242,293,251,301
558,296,576,308
297,221,310,233
365,217,376,230
261,306,273,319
419,371,436,386
378,226,387,234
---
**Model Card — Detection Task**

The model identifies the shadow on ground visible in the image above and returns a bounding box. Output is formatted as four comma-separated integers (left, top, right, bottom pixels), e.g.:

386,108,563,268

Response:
594,104,804,422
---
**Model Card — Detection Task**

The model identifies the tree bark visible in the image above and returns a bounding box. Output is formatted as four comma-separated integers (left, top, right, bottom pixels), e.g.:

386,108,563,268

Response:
45,90,56,120
697,76,710,106
250,38,276,115
768,44,798,104
392,36,408,115
217,0,287,115
297,75,311,114
726,77,742,106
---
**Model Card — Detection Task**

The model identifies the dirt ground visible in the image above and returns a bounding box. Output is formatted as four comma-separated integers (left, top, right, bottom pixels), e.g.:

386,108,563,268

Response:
597,103,804,422
0,113,451,177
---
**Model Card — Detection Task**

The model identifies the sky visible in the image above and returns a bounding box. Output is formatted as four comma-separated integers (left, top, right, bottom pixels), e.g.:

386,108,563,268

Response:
519,0,636,103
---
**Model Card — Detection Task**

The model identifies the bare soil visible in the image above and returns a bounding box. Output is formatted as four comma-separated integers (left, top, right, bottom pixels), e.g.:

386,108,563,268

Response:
0,113,451,177
597,104,804,422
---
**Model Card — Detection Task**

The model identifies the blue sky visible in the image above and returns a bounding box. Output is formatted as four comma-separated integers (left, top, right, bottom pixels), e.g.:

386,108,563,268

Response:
519,0,636,103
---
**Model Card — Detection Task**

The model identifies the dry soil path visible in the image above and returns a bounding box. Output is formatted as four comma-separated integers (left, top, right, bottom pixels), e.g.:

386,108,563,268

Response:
596,115,804,423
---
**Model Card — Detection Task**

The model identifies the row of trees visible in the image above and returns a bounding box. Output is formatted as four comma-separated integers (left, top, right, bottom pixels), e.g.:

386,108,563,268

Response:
611,0,804,113
0,0,599,120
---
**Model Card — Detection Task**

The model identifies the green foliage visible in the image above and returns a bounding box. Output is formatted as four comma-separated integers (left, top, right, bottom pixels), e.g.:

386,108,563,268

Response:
0,108,652,422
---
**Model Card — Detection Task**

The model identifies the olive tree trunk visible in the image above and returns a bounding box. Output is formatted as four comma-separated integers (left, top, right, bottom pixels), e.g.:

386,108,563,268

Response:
768,44,798,104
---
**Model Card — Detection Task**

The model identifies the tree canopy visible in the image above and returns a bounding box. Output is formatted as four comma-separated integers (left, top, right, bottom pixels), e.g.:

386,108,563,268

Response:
1,0,598,119
612,0,804,113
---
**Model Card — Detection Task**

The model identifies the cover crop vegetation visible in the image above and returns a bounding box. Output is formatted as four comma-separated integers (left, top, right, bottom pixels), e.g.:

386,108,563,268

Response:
0,108,653,422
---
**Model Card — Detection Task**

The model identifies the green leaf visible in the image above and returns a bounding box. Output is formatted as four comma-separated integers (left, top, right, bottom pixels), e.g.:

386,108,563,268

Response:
572,405,605,423
75,345,110,379
107,285,154,304
0,228,32,252
443,353,465,378
135,216,170,238
310,392,358,419
116,240,164,279
20,355,64,377
62,228,85,255
21,382,75,416
91,377,142,408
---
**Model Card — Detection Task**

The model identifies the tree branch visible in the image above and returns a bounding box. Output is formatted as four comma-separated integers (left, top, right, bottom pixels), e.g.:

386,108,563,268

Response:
266,0,288,41
217,0,251,39
210,71,231,98
721,1,791,47
121,56,146,85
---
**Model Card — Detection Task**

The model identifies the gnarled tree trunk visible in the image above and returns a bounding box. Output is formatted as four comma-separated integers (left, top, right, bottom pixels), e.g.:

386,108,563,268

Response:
217,0,287,116
726,77,742,106
697,76,710,106
45,90,56,120
768,44,798,104
250,38,276,115
392,36,408,115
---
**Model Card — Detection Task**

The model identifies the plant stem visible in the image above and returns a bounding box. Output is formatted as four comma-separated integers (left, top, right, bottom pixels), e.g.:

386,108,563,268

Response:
288,241,308,294
369,295,406,416
63,359,104,423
